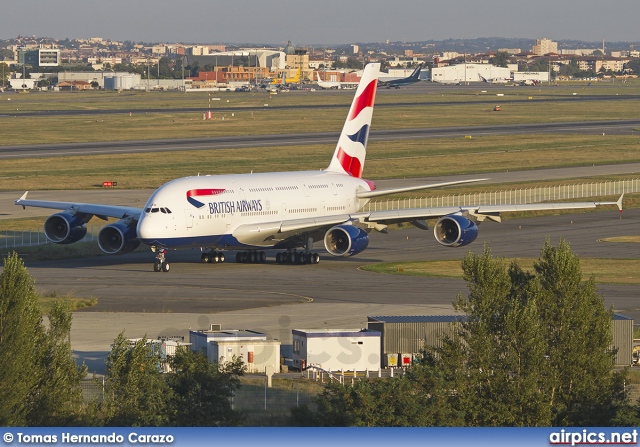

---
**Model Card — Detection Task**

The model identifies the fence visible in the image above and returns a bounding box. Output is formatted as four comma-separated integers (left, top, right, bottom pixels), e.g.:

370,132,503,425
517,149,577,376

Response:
1,223,104,251
361,178,640,212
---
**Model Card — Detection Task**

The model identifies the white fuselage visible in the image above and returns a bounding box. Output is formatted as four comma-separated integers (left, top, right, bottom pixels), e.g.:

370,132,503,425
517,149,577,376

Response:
136,170,373,250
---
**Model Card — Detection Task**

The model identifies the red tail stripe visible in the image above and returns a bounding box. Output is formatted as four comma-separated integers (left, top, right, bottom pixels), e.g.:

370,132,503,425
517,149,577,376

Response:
349,79,377,121
337,147,363,178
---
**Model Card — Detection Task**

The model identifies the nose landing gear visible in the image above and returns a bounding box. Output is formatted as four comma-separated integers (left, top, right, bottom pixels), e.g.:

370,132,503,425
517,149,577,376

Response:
153,248,170,272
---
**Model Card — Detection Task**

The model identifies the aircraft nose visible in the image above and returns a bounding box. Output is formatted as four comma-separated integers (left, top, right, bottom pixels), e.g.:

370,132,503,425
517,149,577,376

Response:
137,215,153,241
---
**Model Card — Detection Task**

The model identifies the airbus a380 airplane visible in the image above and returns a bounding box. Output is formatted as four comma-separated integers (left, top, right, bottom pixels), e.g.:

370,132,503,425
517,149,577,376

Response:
16,63,622,272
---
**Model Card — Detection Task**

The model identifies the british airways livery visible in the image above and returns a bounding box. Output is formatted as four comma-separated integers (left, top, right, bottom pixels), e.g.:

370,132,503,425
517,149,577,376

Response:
15,64,622,272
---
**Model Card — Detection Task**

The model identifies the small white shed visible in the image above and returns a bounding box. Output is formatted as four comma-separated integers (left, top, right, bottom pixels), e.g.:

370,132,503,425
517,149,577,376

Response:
292,329,381,372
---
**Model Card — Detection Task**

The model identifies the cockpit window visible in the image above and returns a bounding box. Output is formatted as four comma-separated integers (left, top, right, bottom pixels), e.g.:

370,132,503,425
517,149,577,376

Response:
146,206,171,214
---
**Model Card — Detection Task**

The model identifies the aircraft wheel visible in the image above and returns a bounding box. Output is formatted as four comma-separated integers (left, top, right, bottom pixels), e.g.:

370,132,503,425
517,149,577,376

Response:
312,253,320,264
154,260,162,272
201,253,207,262
236,252,242,263
276,253,282,263
260,252,266,263
161,262,170,272
218,252,225,263
212,253,219,263
304,253,312,264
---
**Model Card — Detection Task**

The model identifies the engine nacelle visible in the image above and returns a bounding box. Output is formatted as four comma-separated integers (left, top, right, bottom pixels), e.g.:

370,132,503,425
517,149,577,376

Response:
98,220,140,255
44,213,88,244
324,224,369,257
433,214,479,247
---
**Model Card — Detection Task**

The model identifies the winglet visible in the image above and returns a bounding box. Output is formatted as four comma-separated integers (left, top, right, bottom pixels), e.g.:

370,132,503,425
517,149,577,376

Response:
594,193,623,212
617,193,624,213
16,191,29,209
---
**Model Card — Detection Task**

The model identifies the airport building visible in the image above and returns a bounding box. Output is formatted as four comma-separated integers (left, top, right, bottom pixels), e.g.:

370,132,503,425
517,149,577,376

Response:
513,71,550,84
189,326,281,373
292,328,381,371
431,63,511,84
368,314,633,367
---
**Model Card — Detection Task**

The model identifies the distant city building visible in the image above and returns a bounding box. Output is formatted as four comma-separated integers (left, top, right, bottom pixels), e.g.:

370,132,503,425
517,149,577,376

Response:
532,38,558,56
560,49,598,56
151,45,167,55
498,48,521,55
17,48,60,67
351,44,359,54
188,45,210,56
440,51,461,61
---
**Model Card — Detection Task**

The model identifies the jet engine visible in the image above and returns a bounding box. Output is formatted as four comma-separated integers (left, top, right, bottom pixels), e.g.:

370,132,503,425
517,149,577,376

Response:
433,214,478,247
44,212,88,244
98,220,140,255
324,224,369,257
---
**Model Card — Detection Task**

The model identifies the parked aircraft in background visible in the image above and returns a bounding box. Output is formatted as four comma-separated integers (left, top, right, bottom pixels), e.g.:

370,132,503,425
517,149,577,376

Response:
316,72,342,89
378,64,423,88
479,74,510,84
15,63,623,272
270,68,300,85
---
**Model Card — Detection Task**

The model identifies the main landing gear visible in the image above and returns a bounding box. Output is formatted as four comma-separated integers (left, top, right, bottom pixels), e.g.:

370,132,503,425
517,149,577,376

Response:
201,251,225,263
275,250,320,265
153,248,170,273
235,250,267,264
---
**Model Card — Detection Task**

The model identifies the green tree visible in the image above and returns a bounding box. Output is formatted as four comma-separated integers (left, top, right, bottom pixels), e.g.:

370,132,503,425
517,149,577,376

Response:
558,58,580,78
297,240,634,427
27,301,87,426
427,246,551,426
425,240,629,426
534,239,621,426
0,253,44,426
166,349,245,426
292,375,436,427
489,51,510,67
0,48,14,60
0,62,9,87
99,333,170,426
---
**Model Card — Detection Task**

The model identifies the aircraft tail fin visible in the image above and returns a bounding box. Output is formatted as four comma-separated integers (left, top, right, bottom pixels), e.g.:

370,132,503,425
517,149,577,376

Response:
325,63,380,178
411,64,422,79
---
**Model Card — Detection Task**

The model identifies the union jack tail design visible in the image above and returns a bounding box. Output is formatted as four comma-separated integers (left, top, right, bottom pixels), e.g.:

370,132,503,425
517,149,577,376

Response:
325,63,379,178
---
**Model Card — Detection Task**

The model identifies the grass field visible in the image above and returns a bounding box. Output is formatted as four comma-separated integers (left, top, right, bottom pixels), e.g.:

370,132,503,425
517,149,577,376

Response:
2,79,639,114
361,257,640,284
1,134,639,191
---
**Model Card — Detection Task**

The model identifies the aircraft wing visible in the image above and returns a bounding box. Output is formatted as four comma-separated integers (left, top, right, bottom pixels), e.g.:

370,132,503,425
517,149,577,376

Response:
359,194,623,226
15,192,142,221
232,194,622,246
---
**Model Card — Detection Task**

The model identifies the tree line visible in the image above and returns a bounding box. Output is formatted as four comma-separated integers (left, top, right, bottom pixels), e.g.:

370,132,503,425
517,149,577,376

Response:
0,253,245,426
